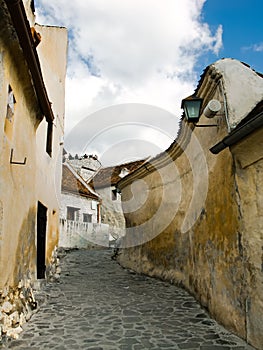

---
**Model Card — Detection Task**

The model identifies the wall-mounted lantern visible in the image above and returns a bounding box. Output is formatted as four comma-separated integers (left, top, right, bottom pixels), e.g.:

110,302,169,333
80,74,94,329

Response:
181,95,203,123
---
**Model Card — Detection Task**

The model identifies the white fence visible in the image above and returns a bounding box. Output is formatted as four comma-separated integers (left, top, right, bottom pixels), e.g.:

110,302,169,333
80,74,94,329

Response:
59,219,109,248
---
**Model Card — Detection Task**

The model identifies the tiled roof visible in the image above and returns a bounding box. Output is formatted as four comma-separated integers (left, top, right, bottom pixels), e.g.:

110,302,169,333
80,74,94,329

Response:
90,159,147,188
62,164,100,200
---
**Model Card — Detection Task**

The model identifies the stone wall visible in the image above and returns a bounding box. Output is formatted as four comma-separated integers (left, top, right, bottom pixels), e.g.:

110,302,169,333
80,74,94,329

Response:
67,156,101,182
117,61,263,349
0,247,60,340
0,280,37,339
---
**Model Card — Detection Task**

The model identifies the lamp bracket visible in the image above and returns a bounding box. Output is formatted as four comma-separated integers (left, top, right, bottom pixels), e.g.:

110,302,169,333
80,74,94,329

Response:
194,124,218,128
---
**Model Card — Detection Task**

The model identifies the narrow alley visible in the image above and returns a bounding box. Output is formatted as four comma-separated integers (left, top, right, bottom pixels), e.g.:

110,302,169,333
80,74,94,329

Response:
1,249,255,350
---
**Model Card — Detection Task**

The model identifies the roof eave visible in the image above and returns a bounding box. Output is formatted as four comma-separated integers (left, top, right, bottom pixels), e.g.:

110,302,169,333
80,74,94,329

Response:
4,0,54,123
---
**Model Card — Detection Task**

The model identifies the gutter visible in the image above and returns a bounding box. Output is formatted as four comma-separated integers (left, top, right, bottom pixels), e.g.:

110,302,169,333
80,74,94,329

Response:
4,0,54,122
210,110,263,154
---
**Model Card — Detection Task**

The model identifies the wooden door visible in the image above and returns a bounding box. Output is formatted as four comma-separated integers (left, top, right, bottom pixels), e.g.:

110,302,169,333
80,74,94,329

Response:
37,201,47,279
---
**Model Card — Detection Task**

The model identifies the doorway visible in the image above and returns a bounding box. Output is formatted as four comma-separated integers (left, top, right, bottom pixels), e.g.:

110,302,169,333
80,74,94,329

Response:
37,201,47,279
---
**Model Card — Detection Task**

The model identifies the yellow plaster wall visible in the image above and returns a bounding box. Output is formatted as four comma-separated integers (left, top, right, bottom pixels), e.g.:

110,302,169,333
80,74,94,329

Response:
118,102,262,348
0,15,67,288
0,3,67,336
34,24,68,265
0,37,38,287
231,128,263,349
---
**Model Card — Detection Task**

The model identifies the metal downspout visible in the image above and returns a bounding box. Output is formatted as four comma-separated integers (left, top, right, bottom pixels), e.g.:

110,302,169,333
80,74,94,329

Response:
210,111,263,154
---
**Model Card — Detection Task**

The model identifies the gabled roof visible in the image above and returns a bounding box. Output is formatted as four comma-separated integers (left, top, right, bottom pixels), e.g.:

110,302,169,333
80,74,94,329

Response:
195,59,263,97
90,159,147,189
195,58,263,130
62,163,100,200
118,58,263,189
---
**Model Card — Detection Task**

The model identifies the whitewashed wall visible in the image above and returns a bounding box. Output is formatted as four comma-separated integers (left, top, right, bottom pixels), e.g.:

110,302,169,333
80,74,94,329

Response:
59,191,109,248
60,192,99,223
59,220,109,248
96,186,126,241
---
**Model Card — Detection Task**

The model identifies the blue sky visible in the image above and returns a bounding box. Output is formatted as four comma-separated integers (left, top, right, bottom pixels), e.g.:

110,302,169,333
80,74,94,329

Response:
199,0,263,74
36,0,263,164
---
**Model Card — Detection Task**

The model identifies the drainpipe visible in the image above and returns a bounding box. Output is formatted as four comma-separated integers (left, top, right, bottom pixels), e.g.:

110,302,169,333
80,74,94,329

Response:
210,110,263,154
4,0,54,122
219,80,231,132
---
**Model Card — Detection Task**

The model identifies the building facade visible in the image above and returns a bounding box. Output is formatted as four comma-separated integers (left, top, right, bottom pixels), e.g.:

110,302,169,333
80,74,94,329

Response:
59,163,109,248
90,159,147,244
0,0,67,338
66,153,101,182
117,59,263,350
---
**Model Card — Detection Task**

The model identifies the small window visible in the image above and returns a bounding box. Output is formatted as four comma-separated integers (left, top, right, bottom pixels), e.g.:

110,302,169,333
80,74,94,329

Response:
46,121,53,157
6,85,16,120
83,214,92,223
5,85,16,139
119,167,129,178
112,189,117,201
67,207,80,221
97,204,100,223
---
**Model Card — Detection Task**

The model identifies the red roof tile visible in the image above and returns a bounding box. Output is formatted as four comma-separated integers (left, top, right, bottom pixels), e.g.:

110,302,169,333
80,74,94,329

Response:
90,159,147,188
62,164,100,200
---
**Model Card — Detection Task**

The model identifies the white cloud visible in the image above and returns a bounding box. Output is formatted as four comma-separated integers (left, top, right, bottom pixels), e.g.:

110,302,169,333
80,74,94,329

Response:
213,25,223,55
242,42,263,53
253,43,263,52
35,0,222,164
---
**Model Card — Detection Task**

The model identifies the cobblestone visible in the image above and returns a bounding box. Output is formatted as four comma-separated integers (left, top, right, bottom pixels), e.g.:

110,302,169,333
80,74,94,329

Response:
1,249,256,349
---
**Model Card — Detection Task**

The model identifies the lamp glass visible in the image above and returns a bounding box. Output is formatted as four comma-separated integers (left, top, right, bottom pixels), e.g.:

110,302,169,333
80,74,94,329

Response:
182,97,203,123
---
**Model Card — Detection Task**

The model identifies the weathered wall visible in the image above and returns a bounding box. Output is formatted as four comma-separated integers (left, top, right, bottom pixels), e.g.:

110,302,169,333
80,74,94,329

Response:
118,122,247,333
0,9,40,338
0,2,67,338
35,24,68,266
0,21,39,289
59,219,109,249
96,186,126,241
59,192,108,248
60,192,99,224
117,64,263,349
231,127,263,349
67,157,101,182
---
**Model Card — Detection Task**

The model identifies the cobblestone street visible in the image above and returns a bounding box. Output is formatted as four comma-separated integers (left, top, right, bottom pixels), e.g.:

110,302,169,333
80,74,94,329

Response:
1,249,255,350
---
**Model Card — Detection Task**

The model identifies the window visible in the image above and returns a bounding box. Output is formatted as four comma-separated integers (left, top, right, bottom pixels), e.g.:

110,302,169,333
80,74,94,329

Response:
67,207,80,221
5,85,16,139
119,167,129,178
46,121,53,157
97,204,100,223
6,85,15,120
83,213,92,223
112,189,117,201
